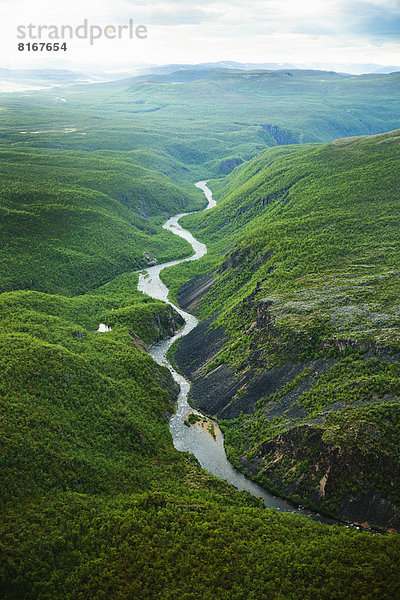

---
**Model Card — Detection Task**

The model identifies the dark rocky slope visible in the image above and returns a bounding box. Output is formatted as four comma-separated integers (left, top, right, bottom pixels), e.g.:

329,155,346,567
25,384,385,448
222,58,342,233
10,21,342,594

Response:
241,425,400,532
175,278,400,531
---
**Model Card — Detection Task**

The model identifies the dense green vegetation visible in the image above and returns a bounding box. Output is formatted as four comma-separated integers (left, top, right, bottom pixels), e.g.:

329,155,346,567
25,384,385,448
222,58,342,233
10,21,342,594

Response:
4,493,400,600
3,272,400,598
2,69,400,171
0,148,203,295
1,68,400,295
165,130,400,526
165,131,400,345
2,70,400,596
0,275,184,499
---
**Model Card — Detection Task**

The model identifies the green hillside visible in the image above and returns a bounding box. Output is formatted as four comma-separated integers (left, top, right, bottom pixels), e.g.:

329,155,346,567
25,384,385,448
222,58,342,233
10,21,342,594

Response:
2,69,400,177
1,68,400,299
2,72,400,597
2,275,400,599
0,288,181,499
166,130,400,529
122,69,400,145
0,148,204,295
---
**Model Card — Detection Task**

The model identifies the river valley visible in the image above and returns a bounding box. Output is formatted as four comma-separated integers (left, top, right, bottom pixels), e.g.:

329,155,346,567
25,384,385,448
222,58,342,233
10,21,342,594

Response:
138,181,342,525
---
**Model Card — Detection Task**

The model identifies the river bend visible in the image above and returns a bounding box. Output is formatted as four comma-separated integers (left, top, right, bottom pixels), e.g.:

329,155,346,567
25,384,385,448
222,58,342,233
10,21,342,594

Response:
137,181,336,523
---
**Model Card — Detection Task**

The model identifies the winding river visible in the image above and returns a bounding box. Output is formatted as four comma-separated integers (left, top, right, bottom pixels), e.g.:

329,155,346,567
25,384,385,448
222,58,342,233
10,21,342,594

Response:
137,181,336,523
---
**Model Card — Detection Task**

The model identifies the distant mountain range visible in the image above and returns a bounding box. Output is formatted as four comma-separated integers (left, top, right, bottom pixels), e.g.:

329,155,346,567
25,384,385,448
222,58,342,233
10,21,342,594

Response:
0,61,399,92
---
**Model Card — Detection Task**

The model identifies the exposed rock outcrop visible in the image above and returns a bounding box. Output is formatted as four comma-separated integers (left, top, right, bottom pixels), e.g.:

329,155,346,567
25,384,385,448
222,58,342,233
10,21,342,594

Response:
261,124,303,145
175,320,328,419
150,308,184,345
218,157,244,175
173,271,400,530
177,274,215,312
143,251,157,266
240,424,400,531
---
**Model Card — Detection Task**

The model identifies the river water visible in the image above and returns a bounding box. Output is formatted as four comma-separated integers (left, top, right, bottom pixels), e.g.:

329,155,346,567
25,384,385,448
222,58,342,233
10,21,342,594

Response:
137,181,337,523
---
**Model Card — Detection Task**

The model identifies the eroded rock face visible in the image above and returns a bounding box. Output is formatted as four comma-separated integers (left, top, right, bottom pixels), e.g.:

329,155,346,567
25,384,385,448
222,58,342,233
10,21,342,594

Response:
262,124,302,145
177,274,215,313
175,323,321,419
219,157,244,175
256,299,274,329
143,251,157,266
174,272,400,530
152,308,184,343
240,424,400,531
129,307,184,350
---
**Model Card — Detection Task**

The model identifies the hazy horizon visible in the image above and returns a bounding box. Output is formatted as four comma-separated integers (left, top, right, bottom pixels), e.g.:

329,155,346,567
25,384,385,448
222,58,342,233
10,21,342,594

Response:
0,59,399,78
1,1,400,73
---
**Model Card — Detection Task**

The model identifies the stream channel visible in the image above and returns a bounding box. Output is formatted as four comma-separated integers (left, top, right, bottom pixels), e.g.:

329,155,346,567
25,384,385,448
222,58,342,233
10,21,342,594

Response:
137,181,340,525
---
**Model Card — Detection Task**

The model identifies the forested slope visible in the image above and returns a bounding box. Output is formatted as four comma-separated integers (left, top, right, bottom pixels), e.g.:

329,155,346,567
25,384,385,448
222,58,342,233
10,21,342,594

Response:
2,75,400,598
2,68,400,296
166,130,400,530
2,274,400,599
0,149,202,295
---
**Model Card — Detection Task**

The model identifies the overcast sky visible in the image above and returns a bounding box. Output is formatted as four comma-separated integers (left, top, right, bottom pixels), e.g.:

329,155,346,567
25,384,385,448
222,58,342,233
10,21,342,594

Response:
1,0,400,71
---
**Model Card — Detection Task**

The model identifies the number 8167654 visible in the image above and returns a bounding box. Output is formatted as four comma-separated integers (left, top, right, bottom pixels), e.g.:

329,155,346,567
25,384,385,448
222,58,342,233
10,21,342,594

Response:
18,42,67,51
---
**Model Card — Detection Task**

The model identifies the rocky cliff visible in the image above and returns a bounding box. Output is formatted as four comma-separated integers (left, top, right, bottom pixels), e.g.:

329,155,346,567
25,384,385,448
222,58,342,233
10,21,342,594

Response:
241,424,400,531
174,274,400,531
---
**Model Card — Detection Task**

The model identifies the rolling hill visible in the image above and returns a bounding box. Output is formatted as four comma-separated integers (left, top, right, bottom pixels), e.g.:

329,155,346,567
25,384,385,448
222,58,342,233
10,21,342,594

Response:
0,148,203,295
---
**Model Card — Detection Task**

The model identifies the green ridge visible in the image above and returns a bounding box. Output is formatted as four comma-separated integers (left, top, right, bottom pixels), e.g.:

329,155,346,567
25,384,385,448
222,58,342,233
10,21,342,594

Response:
165,130,400,523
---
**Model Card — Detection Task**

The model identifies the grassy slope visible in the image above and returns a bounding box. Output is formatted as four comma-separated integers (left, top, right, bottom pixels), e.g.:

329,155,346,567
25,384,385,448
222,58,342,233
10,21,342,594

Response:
2,69,400,171
120,70,400,152
163,130,400,522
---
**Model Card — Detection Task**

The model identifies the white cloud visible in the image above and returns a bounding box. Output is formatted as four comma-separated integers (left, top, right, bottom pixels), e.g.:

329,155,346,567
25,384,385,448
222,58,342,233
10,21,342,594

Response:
0,0,399,70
